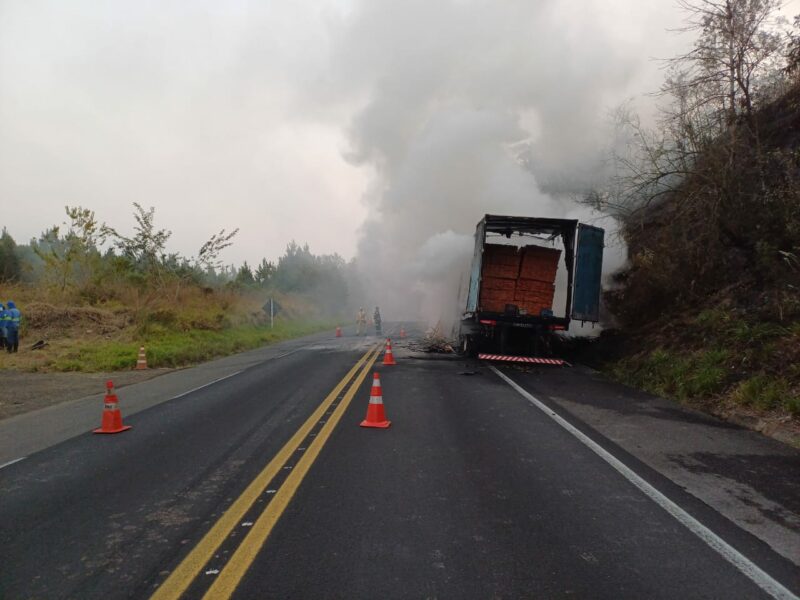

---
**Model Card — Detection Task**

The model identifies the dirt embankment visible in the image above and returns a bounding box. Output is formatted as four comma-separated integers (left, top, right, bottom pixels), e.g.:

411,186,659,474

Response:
23,302,131,340
0,302,168,419
1,302,132,371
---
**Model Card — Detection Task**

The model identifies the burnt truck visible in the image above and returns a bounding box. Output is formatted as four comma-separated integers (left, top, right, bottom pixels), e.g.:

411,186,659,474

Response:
459,214,604,362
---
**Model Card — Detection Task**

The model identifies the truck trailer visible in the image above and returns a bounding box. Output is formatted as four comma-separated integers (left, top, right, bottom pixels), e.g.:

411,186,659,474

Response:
459,214,604,361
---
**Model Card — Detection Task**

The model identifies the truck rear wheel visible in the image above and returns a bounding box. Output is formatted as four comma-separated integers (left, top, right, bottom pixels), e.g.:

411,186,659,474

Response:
460,334,476,357
497,325,509,355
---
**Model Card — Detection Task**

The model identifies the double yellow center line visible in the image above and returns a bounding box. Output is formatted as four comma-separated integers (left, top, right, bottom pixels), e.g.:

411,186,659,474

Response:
151,345,380,600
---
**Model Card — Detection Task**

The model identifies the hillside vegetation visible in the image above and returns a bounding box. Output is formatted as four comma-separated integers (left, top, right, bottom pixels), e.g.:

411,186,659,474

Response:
596,1,800,424
2,283,333,372
0,205,350,372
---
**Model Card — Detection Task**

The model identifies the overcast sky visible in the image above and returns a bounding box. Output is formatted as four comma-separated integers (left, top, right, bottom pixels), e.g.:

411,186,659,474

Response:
1,0,796,269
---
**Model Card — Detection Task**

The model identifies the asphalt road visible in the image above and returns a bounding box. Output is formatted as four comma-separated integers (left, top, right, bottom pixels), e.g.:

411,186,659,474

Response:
1,325,798,599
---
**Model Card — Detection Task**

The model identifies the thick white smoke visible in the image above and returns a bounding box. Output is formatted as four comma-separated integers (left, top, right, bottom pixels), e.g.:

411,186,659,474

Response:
326,0,639,327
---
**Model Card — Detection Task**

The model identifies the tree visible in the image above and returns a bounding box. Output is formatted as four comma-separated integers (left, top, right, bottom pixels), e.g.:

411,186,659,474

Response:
0,228,21,282
786,14,800,74
271,242,348,314
598,0,786,218
667,0,784,122
102,203,172,284
254,258,275,286
103,203,238,291
32,206,103,292
592,0,800,325
273,242,314,292
235,262,255,286
196,228,239,272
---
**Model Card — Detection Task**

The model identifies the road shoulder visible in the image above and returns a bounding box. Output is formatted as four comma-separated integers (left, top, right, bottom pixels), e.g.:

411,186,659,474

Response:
0,329,358,465
500,363,800,569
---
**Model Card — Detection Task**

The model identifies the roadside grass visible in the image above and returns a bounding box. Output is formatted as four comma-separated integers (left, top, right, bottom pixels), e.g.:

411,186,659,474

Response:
612,347,730,401
608,308,800,419
48,320,336,372
732,375,800,416
696,307,789,344
1,282,340,373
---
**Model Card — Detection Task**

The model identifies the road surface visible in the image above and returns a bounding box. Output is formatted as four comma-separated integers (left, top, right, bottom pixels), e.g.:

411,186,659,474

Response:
1,325,798,599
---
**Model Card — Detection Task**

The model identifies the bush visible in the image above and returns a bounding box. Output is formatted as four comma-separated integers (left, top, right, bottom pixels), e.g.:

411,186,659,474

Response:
732,375,792,411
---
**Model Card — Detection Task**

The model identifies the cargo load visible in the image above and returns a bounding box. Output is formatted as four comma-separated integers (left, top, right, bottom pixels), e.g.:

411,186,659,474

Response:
478,244,560,316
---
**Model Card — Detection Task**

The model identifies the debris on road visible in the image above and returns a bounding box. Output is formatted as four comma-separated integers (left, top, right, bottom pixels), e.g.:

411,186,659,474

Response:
409,321,455,354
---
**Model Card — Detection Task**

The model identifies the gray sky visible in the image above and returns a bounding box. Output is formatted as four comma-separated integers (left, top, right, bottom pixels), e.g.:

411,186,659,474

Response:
1,0,796,268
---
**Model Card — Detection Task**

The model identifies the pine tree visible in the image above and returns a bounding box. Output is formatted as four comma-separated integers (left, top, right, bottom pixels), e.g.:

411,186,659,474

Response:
0,228,21,282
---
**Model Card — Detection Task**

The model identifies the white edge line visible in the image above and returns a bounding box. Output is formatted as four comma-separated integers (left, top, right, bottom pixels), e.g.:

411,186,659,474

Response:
170,371,244,400
272,348,304,360
0,456,26,470
168,345,310,401
489,365,798,600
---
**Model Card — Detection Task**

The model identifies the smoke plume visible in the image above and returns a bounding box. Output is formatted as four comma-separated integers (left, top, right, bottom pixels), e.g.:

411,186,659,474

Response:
326,0,636,328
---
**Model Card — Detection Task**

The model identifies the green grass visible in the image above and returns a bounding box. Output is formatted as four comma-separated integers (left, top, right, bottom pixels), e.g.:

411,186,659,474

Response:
612,347,730,401
727,321,788,345
611,345,800,418
732,375,799,413
50,320,337,372
696,308,788,345
696,307,732,330
607,292,800,421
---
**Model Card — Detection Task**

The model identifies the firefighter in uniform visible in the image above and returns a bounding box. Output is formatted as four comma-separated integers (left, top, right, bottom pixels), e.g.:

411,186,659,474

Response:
356,307,367,336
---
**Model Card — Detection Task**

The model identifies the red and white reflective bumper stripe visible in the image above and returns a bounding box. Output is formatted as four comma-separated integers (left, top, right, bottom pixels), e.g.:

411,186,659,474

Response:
478,354,571,366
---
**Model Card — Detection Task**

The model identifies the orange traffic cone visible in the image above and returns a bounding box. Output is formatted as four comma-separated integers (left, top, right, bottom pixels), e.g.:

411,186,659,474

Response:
382,339,396,366
360,373,391,428
400,327,406,338
136,346,148,370
93,381,132,434
336,326,342,337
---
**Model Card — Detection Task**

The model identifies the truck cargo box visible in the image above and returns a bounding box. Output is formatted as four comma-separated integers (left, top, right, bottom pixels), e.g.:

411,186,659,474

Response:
461,214,605,357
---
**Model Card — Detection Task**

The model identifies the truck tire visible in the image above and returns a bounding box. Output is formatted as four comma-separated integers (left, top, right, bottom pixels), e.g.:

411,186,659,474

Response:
460,334,476,357
498,325,509,355
527,331,553,357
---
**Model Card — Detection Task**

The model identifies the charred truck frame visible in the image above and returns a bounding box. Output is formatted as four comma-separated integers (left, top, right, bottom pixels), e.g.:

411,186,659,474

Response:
459,214,604,359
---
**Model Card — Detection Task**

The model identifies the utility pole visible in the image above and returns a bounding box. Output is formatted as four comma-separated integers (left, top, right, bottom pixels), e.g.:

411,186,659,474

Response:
270,297,274,329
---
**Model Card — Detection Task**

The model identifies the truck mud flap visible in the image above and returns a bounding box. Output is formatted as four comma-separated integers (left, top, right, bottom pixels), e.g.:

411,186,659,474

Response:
478,353,571,366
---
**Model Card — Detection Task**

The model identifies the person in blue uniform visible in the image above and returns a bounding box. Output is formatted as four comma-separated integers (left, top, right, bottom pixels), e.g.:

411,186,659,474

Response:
0,303,7,350
5,300,20,353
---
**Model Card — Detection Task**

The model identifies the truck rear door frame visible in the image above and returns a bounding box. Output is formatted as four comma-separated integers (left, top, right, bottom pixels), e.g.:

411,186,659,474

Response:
472,214,579,324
